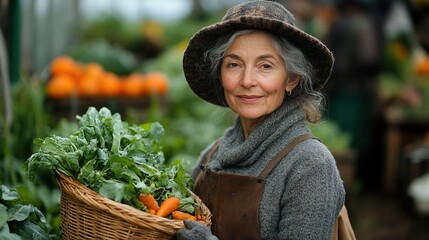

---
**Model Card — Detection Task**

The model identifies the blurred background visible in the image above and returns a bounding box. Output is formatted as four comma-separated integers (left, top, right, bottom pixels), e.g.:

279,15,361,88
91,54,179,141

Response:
1,0,429,239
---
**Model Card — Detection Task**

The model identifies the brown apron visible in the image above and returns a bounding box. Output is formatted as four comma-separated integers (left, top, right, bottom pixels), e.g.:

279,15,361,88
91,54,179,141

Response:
194,134,313,240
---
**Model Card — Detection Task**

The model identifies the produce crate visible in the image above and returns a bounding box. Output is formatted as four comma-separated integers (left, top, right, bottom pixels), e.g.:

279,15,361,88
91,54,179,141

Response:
57,174,211,240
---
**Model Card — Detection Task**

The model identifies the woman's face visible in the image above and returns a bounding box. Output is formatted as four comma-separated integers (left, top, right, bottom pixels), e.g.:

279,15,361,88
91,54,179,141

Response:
220,31,294,123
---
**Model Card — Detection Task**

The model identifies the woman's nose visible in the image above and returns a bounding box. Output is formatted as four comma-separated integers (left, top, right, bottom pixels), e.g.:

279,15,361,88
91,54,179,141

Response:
240,68,257,88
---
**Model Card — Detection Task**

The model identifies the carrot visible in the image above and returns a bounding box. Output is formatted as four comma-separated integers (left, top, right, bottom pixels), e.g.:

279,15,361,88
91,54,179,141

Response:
156,196,181,217
172,211,197,221
148,208,156,215
196,213,206,223
138,193,160,211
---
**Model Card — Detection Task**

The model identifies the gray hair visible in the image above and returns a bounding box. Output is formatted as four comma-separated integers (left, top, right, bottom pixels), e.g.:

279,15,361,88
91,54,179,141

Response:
205,29,325,123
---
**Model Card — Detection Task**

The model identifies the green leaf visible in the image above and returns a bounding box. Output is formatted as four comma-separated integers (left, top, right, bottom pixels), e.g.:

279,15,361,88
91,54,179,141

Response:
78,159,97,183
1,186,20,201
106,112,123,154
26,135,82,180
99,180,126,202
0,184,50,239
30,208,46,224
148,122,165,140
10,221,50,240
7,205,32,222
135,181,152,193
136,162,160,177
0,224,21,240
0,204,7,227
178,196,195,214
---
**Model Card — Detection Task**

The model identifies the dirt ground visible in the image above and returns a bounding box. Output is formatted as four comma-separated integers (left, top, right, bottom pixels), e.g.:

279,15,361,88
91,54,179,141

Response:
347,191,429,240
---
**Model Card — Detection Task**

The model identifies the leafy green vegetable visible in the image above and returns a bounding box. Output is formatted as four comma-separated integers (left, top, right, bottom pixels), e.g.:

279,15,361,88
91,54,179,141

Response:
26,107,195,213
0,185,51,240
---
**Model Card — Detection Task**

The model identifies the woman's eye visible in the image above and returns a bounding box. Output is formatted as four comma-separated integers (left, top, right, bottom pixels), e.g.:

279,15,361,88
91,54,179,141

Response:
261,64,272,69
227,63,239,68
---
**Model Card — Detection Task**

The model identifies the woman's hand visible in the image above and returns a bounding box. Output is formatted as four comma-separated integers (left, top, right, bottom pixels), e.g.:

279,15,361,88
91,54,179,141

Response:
174,220,218,240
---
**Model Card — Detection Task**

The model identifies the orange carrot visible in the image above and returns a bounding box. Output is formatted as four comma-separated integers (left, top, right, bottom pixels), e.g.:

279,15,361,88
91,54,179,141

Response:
148,208,156,215
196,213,206,223
138,193,160,211
156,196,181,217
172,211,197,221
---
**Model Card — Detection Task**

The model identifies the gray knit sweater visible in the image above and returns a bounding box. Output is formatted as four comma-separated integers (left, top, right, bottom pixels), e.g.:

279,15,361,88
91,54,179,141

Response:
191,99,345,240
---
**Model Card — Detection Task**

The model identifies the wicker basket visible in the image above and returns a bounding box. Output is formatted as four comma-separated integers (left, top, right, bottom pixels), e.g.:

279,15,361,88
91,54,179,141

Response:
57,173,212,240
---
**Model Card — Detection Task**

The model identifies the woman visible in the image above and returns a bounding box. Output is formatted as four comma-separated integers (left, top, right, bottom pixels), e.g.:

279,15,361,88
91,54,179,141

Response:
176,1,345,239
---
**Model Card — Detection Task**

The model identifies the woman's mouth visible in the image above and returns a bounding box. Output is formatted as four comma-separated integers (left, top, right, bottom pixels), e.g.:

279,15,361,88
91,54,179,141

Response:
237,95,262,103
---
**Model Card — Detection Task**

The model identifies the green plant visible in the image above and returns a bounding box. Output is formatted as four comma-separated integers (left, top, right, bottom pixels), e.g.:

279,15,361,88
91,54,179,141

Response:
26,107,197,213
0,75,65,238
1,75,51,187
0,184,52,240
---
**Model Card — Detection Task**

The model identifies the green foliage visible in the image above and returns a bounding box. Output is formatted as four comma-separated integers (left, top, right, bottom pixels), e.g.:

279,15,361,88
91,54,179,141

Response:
162,12,224,47
308,120,352,152
0,185,52,240
26,107,195,212
0,75,62,238
80,14,140,50
67,39,139,75
0,76,51,186
79,14,165,63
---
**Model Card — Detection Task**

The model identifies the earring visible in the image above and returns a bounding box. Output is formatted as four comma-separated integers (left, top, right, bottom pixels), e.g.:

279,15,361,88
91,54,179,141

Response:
286,90,292,96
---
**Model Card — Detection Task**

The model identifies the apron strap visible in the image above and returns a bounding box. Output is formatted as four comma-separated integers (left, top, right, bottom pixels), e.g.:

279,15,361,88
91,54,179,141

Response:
203,134,317,179
258,134,316,181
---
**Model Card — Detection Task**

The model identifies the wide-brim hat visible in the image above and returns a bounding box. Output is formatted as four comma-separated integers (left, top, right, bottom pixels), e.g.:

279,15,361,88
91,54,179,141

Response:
183,0,334,107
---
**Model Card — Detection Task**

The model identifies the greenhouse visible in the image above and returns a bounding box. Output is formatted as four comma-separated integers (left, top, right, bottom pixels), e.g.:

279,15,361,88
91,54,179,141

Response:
1,0,429,239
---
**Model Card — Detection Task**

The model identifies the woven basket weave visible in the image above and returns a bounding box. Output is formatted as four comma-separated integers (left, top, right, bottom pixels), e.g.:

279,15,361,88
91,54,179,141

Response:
57,173,212,240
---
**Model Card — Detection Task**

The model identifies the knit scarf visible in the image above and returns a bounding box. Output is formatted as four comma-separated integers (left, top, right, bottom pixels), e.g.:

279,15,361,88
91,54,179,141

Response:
213,99,309,170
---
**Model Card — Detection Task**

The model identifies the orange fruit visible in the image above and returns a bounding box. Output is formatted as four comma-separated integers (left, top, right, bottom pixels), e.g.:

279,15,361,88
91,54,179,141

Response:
82,62,104,79
121,73,145,97
76,75,100,97
99,72,122,96
144,72,169,95
74,62,106,97
46,74,76,98
50,56,83,79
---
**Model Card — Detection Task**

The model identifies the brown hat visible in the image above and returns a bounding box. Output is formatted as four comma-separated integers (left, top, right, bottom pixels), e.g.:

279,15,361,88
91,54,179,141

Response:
183,0,334,107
